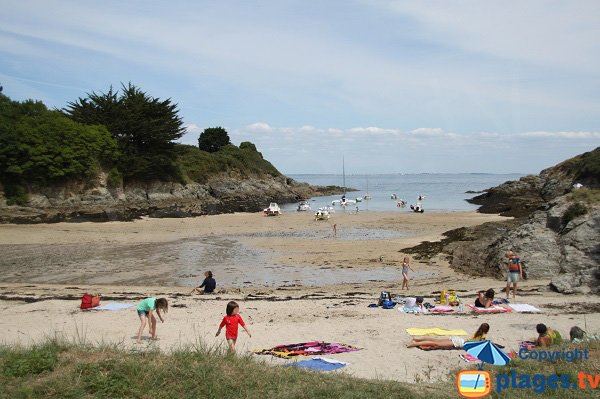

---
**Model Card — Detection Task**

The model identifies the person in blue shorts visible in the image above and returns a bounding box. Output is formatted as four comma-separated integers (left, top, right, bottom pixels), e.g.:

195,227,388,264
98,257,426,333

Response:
136,297,168,343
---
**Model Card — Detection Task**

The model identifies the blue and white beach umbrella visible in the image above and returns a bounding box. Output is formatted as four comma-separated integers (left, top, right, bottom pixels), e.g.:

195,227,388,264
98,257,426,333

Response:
463,340,510,367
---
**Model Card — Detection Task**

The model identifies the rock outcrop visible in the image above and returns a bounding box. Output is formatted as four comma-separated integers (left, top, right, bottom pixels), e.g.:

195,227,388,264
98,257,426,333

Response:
409,147,600,294
0,174,345,224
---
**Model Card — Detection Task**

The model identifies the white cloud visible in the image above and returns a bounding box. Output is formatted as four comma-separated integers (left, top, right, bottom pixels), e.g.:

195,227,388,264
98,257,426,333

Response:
410,127,444,136
348,127,399,135
521,131,600,139
246,122,273,133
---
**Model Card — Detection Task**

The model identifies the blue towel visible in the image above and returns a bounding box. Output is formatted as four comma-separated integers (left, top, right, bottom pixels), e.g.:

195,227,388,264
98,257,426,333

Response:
284,358,346,372
92,303,134,311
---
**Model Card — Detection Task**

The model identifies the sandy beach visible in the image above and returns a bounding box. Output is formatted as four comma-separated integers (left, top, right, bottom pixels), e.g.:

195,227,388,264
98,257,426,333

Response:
1,211,599,383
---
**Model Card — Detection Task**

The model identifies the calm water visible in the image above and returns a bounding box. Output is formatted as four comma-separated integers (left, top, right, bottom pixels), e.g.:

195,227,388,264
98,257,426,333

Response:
283,173,523,212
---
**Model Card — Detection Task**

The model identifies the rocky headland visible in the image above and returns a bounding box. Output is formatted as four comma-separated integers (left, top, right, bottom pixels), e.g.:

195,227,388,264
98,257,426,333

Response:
407,147,600,294
0,174,345,224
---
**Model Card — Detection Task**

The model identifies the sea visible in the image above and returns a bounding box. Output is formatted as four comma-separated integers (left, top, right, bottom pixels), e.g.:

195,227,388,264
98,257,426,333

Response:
282,173,523,212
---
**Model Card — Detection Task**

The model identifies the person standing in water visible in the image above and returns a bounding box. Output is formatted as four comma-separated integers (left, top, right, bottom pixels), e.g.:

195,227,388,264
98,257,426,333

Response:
401,256,414,290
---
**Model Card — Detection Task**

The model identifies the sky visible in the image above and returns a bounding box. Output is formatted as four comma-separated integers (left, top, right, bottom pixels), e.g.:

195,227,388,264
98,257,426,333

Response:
1,1,599,174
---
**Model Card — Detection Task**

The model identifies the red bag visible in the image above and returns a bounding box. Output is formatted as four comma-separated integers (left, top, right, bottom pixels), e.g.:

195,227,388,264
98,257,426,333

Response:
80,293,101,309
80,293,93,309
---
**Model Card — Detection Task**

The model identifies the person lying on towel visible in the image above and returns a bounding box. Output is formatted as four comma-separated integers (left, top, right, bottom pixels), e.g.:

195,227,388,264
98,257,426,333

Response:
474,289,495,308
406,323,489,350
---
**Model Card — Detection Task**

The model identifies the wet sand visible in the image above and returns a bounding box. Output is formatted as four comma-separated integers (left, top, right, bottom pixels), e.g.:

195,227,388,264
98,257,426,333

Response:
1,211,598,383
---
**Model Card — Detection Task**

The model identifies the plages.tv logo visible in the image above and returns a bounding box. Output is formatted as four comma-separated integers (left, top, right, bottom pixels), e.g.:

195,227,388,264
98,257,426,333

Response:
456,370,492,398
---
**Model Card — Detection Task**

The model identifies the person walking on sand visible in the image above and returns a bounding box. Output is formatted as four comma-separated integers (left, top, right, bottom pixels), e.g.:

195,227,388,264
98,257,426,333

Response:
401,256,414,290
333,223,337,237
505,250,523,300
136,297,168,344
216,301,251,353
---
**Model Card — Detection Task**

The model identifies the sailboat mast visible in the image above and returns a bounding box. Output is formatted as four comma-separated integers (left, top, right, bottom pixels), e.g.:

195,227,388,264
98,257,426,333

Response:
343,156,346,195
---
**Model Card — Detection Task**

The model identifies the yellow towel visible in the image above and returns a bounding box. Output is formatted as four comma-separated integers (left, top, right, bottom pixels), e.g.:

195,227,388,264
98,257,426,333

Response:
406,328,468,336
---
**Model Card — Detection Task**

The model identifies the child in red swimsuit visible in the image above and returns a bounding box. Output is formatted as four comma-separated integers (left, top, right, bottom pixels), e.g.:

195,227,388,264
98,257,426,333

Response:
216,301,251,353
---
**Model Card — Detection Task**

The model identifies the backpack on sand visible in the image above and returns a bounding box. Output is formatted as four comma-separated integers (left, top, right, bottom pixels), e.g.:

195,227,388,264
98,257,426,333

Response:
378,291,391,306
80,293,101,310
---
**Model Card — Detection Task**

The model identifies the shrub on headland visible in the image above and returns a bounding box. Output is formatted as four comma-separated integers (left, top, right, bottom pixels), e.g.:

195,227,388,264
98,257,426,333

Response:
0,89,282,202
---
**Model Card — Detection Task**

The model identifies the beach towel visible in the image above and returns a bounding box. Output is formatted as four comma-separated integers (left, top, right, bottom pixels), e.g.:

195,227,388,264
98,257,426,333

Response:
519,341,537,350
255,342,361,359
284,357,348,371
400,307,422,313
91,303,134,311
430,305,454,313
459,353,479,363
405,328,468,336
508,304,541,313
466,304,511,313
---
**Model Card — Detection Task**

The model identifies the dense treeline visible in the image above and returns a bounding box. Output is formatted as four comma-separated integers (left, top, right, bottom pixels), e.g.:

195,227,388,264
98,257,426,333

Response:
0,85,280,205
0,95,118,204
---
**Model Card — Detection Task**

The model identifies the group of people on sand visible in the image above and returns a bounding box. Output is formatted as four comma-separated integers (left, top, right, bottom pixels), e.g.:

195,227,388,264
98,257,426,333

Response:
405,322,588,351
135,271,251,352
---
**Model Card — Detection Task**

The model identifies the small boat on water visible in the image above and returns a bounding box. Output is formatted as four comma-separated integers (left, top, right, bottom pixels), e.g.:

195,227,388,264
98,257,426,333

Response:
319,206,335,213
314,210,330,221
297,201,311,212
332,197,357,206
264,203,282,216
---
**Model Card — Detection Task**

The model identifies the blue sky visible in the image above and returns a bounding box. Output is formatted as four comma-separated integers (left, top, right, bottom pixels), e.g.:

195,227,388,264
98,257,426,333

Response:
1,1,599,174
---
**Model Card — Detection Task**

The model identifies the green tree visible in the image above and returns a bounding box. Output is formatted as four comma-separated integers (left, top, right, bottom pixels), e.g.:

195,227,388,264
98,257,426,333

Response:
198,127,231,153
0,94,119,203
63,83,185,181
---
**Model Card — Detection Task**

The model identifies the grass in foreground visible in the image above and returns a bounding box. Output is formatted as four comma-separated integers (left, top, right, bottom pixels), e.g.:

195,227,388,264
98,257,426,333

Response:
0,339,445,399
472,340,600,399
1,339,598,399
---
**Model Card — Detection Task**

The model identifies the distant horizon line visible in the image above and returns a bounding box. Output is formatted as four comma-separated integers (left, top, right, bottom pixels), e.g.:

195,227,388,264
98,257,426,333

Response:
284,172,528,176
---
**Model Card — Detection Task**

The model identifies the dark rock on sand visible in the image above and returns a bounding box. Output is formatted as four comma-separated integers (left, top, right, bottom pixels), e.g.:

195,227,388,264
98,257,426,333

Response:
408,147,600,294
0,174,346,224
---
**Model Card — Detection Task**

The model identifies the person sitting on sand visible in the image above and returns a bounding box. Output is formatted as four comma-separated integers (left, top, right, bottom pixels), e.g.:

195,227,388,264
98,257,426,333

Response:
407,323,489,350
136,297,168,344
475,289,495,308
190,271,216,295
536,324,562,347
401,256,414,290
403,296,425,312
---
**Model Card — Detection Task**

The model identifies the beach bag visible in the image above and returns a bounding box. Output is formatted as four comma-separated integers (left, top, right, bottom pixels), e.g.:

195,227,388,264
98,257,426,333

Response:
80,293,101,309
378,291,391,306
80,293,93,309
382,300,396,309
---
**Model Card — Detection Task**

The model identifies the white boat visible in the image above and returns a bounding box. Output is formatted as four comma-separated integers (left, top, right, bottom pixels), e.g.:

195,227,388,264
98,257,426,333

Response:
332,156,356,207
263,202,281,216
332,197,356,206
362,176,371,200
297,201,311,211
314,210,330,221
318,206,335,213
